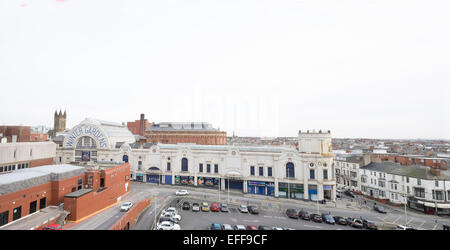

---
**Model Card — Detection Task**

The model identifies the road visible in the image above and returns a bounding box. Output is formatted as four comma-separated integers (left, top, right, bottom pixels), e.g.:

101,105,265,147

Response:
132,182,450,230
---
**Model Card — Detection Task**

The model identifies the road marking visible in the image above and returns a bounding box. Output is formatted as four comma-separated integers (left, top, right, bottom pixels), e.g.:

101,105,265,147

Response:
418,221,426,229
432,223,439,230
392,216,402,224
304,224,322,229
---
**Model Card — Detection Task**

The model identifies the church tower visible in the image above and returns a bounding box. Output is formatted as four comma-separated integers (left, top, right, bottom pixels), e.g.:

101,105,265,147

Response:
53,109,67,135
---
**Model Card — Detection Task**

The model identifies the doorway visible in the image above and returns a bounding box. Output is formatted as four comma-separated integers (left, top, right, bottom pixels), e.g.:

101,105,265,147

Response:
29,200,37,214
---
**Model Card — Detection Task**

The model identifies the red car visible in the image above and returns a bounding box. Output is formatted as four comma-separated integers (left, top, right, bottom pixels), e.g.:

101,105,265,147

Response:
39,224,63,230
246,225,258,230
211,202,220,212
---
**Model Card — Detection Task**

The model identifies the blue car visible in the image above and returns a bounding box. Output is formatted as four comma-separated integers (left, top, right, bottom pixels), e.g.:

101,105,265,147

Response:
210,223,222,230
321,213,335,224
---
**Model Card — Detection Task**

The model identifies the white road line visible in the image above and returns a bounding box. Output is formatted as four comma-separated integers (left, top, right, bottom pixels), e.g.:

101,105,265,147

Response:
304,224,322,229
392,216,402,224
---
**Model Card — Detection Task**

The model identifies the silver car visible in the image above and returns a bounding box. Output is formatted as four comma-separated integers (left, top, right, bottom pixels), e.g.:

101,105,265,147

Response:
238,204,248,213
222,224,233,230
233,225,246,230
192,203,200,212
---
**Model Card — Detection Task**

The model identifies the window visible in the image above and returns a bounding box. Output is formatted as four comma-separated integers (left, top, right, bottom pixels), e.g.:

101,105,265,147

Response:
323,170,328,180
417,179,421,185
414,188,425,198
406,177,409,183
199,164,203,173
286,162,295,178
214,164,218,174
310,169,315,179
167,162,171,171
181,158,188,172
435,181,439,187
407,186,410,194
259,167,264,176
138,161,142,170
268,167,272,177
433,190,443,200
250,166,255,176
207,164,211,173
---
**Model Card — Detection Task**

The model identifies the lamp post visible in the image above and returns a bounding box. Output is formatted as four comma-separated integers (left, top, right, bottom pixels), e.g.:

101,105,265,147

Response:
228,178,230,204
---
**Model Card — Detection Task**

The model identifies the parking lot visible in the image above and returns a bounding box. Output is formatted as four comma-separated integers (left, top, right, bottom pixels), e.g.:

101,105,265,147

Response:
170,197,361,230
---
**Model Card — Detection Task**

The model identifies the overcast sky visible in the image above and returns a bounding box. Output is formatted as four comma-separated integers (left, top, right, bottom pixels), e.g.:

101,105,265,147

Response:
0,0,449,139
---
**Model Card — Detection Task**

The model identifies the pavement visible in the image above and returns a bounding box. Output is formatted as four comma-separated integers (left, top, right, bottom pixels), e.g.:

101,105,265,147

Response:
0,206,65,230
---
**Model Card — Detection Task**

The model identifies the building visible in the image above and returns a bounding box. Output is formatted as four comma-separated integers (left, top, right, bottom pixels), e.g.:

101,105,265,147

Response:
0,164,85,227
127,114,151,136
335,154,369,191
145,122,227,145
55,118,336,201
0,162,130,228
50,110,67,138
360,162,450,215
0,141,56,174
0,126,31,143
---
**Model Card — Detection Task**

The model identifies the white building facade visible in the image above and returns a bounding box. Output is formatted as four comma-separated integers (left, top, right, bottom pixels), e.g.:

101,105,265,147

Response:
56,119,336,201
360,162,450,215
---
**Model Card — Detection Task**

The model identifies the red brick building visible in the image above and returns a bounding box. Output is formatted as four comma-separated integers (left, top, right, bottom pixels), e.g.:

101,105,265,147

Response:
0,126,31,143
127,114,151,136
0,162,130,227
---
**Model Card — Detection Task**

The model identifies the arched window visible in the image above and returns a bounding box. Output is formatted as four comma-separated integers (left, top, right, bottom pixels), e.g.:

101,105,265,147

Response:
181,158,188,172
76,136,97,149
122,155,129,163
286,162,295,178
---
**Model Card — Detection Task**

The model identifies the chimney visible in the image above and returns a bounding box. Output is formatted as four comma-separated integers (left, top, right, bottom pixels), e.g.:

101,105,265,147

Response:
140,113,145,136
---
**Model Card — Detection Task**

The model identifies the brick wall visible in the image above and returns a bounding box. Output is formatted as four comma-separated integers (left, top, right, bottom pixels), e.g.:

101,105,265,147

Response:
109,197,151,230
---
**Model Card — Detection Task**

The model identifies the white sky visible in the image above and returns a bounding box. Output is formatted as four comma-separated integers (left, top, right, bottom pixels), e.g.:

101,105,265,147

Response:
0,0,449,139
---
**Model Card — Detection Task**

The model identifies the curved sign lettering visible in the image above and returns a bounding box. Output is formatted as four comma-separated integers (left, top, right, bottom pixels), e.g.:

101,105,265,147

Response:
64,125,109,148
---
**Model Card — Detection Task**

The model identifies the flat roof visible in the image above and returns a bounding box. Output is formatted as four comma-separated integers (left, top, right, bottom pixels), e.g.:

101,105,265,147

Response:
64,188,93,198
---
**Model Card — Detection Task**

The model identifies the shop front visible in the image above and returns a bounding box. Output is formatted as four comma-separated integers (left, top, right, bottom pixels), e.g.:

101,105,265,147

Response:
175,175,195,185
323,185,333,200
247,181,274,196
197,177,220,187
164,175,172,185
278,183,303,199
308,184,318,201
225,179,244,191
135,173,144,182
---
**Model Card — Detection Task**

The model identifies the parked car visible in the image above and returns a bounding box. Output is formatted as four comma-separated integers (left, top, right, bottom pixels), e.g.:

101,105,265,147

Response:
362,219,378,230
157,221,180,230
351,219,364,229
344,190,356,198
159,216,178,224
443,225,450,230
220,203,229,212
283,227,296,230
321,213,335,224
333,216,347,226
192,203,200,212
210,223,222,230
310,213,323,223
246,225,258,230
238,204,248,213
258,225,271,230
272,227,283,230
336,190,342,198
175,190,189,196
120,202,134,212
222,224,233,230
374,204,387,214
345,217,354,225
182,201,190,210
233,224,246,230
201,202,210,212
39,224,62,230
298,210,310,220
248,205,259,214
161,211,181,221
396,225,416,230
162,207,177,214
211,202,220,212
286,209,298,219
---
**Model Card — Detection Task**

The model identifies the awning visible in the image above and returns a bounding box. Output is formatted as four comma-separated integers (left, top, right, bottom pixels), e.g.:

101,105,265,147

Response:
437,203,450,209
424,202,436,208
